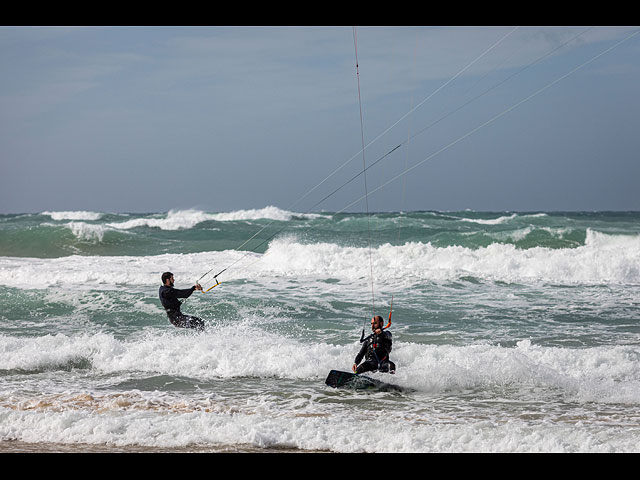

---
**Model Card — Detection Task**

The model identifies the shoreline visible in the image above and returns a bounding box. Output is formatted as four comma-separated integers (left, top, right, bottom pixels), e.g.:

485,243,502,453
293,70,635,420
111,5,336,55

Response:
0,439,325,453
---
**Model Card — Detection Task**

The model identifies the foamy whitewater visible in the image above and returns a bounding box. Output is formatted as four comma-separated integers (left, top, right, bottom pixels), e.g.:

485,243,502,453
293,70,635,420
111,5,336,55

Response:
1,208,639,452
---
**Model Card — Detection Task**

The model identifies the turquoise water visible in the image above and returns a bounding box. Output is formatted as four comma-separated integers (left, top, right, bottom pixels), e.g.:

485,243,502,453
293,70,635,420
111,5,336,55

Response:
1,207,639,452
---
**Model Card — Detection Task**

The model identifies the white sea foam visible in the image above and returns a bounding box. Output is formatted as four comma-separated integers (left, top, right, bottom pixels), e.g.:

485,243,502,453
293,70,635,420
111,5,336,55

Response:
1,332,638,403
0,250,246,290
1,229,639,290
0,327,334,379
458,213,518,225
106,210,216,231
1,405,638,452
208,206,324,222
105,207,323,231
487,226,533,242
396,339,640,404
42,220,121,243
485,226,575,243
258,230,640,285
42,211,103,221
0,332,638,452
65,222,108,242
454,212,549,225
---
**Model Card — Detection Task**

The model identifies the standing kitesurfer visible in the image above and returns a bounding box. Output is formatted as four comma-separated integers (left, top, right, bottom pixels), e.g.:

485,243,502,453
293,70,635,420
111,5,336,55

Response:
159,272,205,331
352,315,396,374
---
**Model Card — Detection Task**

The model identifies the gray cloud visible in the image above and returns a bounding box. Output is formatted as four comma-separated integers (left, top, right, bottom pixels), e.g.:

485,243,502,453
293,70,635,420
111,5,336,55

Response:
1,26,639,213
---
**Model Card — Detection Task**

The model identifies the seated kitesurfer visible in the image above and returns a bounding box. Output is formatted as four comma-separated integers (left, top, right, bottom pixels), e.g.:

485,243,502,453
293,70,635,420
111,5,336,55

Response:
352,315,396,374
158,272,205,331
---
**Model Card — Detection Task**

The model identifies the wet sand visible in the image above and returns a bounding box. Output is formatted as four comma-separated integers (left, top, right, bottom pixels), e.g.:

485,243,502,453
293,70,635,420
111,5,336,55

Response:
0,439,324,453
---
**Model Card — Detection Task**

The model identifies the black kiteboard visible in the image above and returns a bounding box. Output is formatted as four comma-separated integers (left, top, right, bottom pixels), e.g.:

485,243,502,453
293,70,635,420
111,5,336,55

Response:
325,370,404,392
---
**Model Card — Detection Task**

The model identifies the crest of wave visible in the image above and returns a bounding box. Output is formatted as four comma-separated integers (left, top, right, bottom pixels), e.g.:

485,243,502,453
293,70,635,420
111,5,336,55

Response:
210,205,323,222
256,230,640,285
66,222,107,242
42,211,103,221
107,206,321,231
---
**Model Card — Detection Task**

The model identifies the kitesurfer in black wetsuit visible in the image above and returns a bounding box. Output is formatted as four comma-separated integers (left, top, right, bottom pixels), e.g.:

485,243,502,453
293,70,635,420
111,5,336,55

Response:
159,272,205,331
352,315,396,374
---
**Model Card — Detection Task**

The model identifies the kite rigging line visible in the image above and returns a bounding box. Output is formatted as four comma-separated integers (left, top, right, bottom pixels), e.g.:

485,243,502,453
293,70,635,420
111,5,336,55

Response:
337,28,640,215
195,27,638,293
195,28,520,290
353,26,376,318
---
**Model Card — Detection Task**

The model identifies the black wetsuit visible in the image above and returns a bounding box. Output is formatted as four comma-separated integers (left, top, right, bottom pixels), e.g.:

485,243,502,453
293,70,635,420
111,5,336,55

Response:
354,330,396,374
158,285,204,331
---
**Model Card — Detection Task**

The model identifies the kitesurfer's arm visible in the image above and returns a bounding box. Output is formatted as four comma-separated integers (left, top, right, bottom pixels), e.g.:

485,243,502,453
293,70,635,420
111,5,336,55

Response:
352,341,368,372
173,284,202,298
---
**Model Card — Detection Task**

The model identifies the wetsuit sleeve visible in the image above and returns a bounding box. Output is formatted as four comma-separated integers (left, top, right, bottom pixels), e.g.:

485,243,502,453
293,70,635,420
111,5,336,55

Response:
173,286,196,299
354,341,368,365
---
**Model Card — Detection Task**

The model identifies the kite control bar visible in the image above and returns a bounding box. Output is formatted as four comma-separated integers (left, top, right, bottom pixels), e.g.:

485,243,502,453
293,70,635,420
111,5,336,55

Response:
202,277,221,293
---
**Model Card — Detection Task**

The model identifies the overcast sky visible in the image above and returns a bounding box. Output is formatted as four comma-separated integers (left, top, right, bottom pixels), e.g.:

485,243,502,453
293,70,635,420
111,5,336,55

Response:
1,26,639,214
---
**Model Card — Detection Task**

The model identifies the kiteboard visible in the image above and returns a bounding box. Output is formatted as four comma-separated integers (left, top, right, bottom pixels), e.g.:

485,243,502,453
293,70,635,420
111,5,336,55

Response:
325,369,405,392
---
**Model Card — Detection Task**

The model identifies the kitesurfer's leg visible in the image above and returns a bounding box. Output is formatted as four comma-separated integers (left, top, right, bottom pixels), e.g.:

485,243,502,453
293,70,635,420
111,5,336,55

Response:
183,315,205,331
355,360,378,374
168,313,205,331
379,359,396,374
